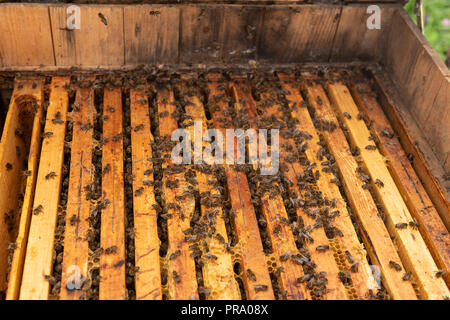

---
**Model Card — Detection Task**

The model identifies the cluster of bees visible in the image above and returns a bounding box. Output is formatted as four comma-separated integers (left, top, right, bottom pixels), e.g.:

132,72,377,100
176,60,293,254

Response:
19,68,409,300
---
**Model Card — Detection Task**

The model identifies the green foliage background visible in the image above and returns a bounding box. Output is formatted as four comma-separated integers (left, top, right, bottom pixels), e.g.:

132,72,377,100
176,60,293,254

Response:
404,0,450,62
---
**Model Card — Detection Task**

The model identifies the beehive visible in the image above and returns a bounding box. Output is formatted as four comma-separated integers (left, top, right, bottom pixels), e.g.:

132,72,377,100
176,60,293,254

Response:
0,1,448,300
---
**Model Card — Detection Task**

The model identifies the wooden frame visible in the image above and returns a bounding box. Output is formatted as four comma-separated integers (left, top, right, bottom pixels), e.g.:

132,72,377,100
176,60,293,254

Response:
0,1,448,299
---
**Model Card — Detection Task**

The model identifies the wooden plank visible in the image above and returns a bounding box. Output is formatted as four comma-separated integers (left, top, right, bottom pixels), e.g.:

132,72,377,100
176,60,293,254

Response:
180,80,241,300
330,6,396,62
20,77,70,300
278,81,377,300
258,5,340,63
50,5,125,67
296,76,417,300
5,78,45,299
230,78,315,300
423,77,449,173
372,74,450,230
59,84,95,300
207,77,274,300
232,77,348,300
124,5,179,65
99,87,127,300
350,82,450,287
129,85,162,300
156,84,198,300
326,81,449,299
0,4,54,67
179,6,264,64
383,9,449,170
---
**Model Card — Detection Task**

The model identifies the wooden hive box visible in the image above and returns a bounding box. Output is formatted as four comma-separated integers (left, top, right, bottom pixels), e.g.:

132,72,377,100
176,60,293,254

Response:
0,0,448,300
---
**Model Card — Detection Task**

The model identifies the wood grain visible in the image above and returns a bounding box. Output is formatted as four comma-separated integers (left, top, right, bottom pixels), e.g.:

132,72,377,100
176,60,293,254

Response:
99,88,127,300
326,81,449,299
129,84,162,300
60,84,95,300
5,78,45,299
50,5,124,67
124,5,179,65
0,4,54,67
20,77,70,300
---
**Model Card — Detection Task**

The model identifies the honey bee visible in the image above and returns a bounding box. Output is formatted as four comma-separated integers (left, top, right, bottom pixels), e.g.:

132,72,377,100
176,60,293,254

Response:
33,204,43,215
402,272,412,281
246,269,257,282
173,271,181,284
343,112,351,119
43,132,54,138
435,270,446,278
395,223,408,229
45,171,57,180
316,245,330,252
254,284,268,292
169,250,181,260
389,260,402,271
134,187,144,197
105,245,118,254
103,163,111,176
98,13,108,26
5,163,13,171
280,252,291,262
375,179,384,187
350,262,359,273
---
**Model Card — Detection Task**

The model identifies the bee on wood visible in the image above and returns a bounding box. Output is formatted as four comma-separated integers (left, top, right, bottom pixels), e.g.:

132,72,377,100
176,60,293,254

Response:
247,269,257,282
338,271,352,286
395,223,408,229
69,214,77,226
43,131,54,139
381,128,394,139
143,180,153,186
169,249,181,260
81,123,93,131
389,260,402,271
254,284,268,293
134,124,145,132
350,262,359,273
409,219,420,230
15,128,24,138
316,96,323,105
149,10,161,16
45,171,57,180
343,112,351,119
103,163,111,176
316,245,330,252
8,242,18,252
345,250,355,264
6,163,13,171
44,275,57,286
296,274,312,283
112,133,122,142
280,252,291,262
98,13,108,25
435,270,446,278
23,170,32,177
134,187,144,197
402,272,412,281
172,270,181,284
375,179,384,187
105,245,118,254
204,253,218,260
198,286,210,295
159,111,169,118
365,145,376,150
33,204,43,215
